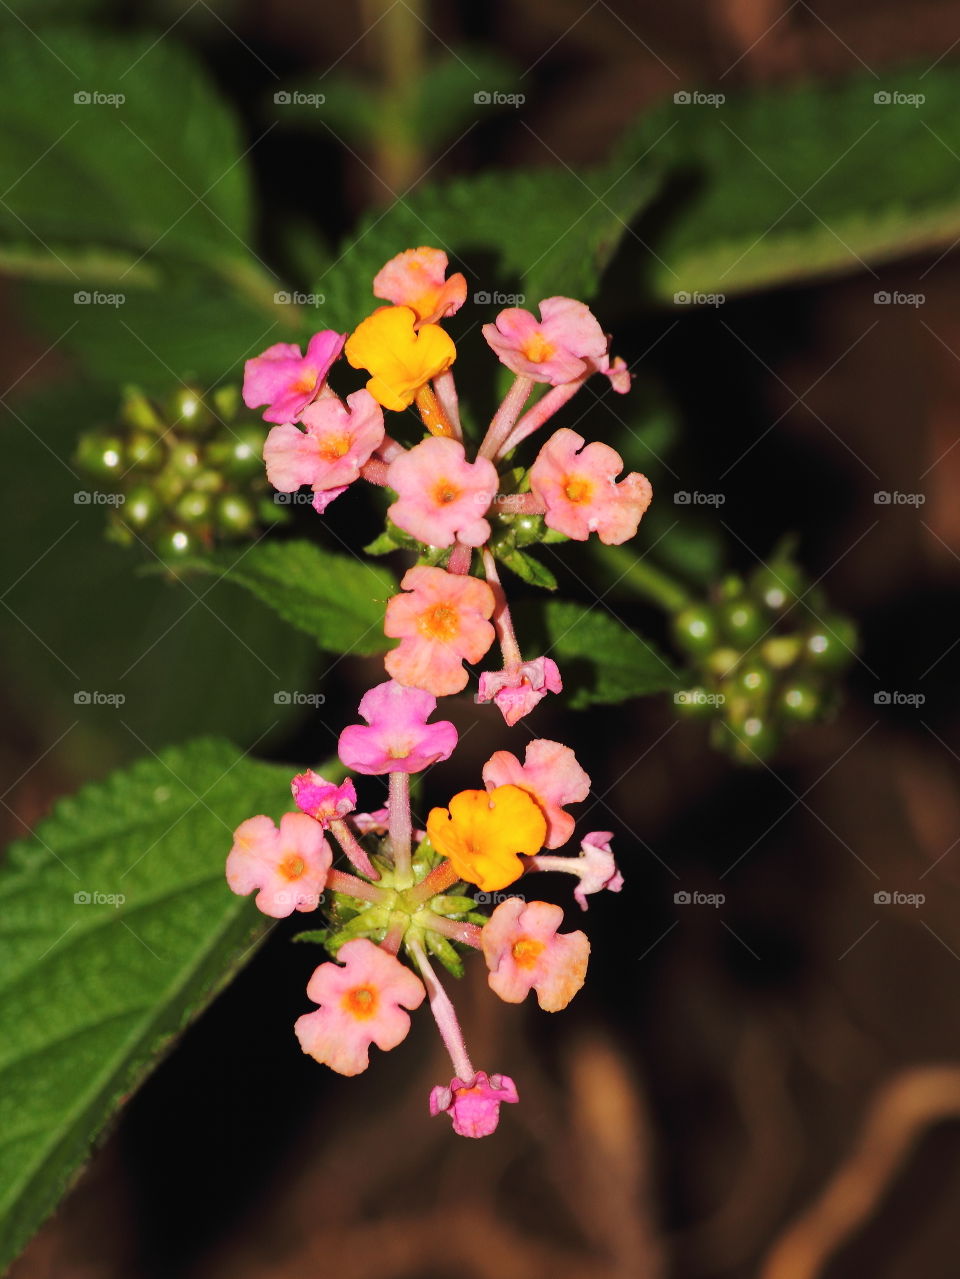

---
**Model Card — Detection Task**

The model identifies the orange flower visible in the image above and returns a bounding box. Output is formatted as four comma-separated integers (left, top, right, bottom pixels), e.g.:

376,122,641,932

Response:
427,785,547,892
345,306,455,412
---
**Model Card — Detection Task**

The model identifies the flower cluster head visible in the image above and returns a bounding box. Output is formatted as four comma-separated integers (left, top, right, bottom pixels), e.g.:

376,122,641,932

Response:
228,246,646,1136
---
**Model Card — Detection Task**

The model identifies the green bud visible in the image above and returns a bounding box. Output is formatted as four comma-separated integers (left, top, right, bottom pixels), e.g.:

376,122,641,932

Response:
211,385,241,420
119,389,163,432
155,527,197,559
761,635,803,669
805,617,857,670
166,387,213,433
168,442,202,478
175,490,213,526
125,430,165,472
729,715,778,764
736,662,772,697
719,598,766,646
215,493,256,536
75,432,125,480
779,681,822,722
672,605,718,656
122,484,160,531
706,646,740,678
752,561,805,612
209,424,265,482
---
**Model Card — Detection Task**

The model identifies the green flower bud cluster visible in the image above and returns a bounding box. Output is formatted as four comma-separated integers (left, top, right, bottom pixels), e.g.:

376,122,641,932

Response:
74,385,284,559
671,557,858,764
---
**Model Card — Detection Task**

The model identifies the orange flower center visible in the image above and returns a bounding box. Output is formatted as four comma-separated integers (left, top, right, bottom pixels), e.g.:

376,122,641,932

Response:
432,478,462,505
279,854,306,881
318,433,351,461
563,476,593,504
293,373,317,394
342,985,379,1019
418,602,460,642
511,937,545,968
521,332,556,364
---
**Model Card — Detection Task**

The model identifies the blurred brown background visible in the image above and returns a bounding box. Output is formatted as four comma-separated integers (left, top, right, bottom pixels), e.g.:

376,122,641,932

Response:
5,1,960,1277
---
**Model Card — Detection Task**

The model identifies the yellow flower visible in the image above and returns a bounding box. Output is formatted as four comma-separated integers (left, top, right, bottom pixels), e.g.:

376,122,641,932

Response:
426,785,547,892
345,305,456,412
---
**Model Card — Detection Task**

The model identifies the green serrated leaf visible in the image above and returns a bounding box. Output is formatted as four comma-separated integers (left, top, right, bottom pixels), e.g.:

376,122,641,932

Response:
175,541,396,656
616,64,960,297
496,546,558,591
515,598,682,707
0,738,296,1272
318,162,660,330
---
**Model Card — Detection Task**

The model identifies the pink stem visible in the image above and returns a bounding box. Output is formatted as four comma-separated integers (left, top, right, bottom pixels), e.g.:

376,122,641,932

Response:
447,541,472,576
329,817,380,880
388,771,413,883
376,434,406,463
526,853,585,881
409,937,474,1081
478,374,534,459
360,457,390,487
493,493,545,516
495,376,586,460
432,370,462,441
380,913,407,955
418,911,484,948
409,859,460,905
326,867,390,904
481,548,523,668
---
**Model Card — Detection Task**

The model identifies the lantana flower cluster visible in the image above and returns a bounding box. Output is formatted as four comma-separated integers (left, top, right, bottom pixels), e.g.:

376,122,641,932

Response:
227,247,648,1138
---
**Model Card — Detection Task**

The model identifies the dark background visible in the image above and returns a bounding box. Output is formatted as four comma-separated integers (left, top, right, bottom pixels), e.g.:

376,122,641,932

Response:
5,2,960,1277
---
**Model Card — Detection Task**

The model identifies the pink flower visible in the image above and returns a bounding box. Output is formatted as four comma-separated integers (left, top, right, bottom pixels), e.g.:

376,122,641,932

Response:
295,938,425,1075
263,388,384,500
430,1071,519,1138
386,437,498,548
352,807,390,836
226,812,332,918
572,831,624,911
481,898,590,1011
374,247,467,327
477,657,563,726
385,566,496,696
338,679,458,775
482,738,590,849
528,427,652,544
482,297,608,385
243,331,346,424
601,354,632,394
290,771,356,826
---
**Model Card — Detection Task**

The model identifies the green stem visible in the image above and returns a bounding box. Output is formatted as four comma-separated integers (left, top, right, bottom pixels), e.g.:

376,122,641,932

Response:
600,544,691,614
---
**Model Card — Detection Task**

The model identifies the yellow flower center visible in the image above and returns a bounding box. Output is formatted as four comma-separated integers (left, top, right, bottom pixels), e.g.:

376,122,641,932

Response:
432,478,461,505
318,433,351,461
293,373,317,394
418,602,460,642
342,985,379,1019
511,937,544,968
521,332,556,364
563,476,593,504
279,854,306,881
